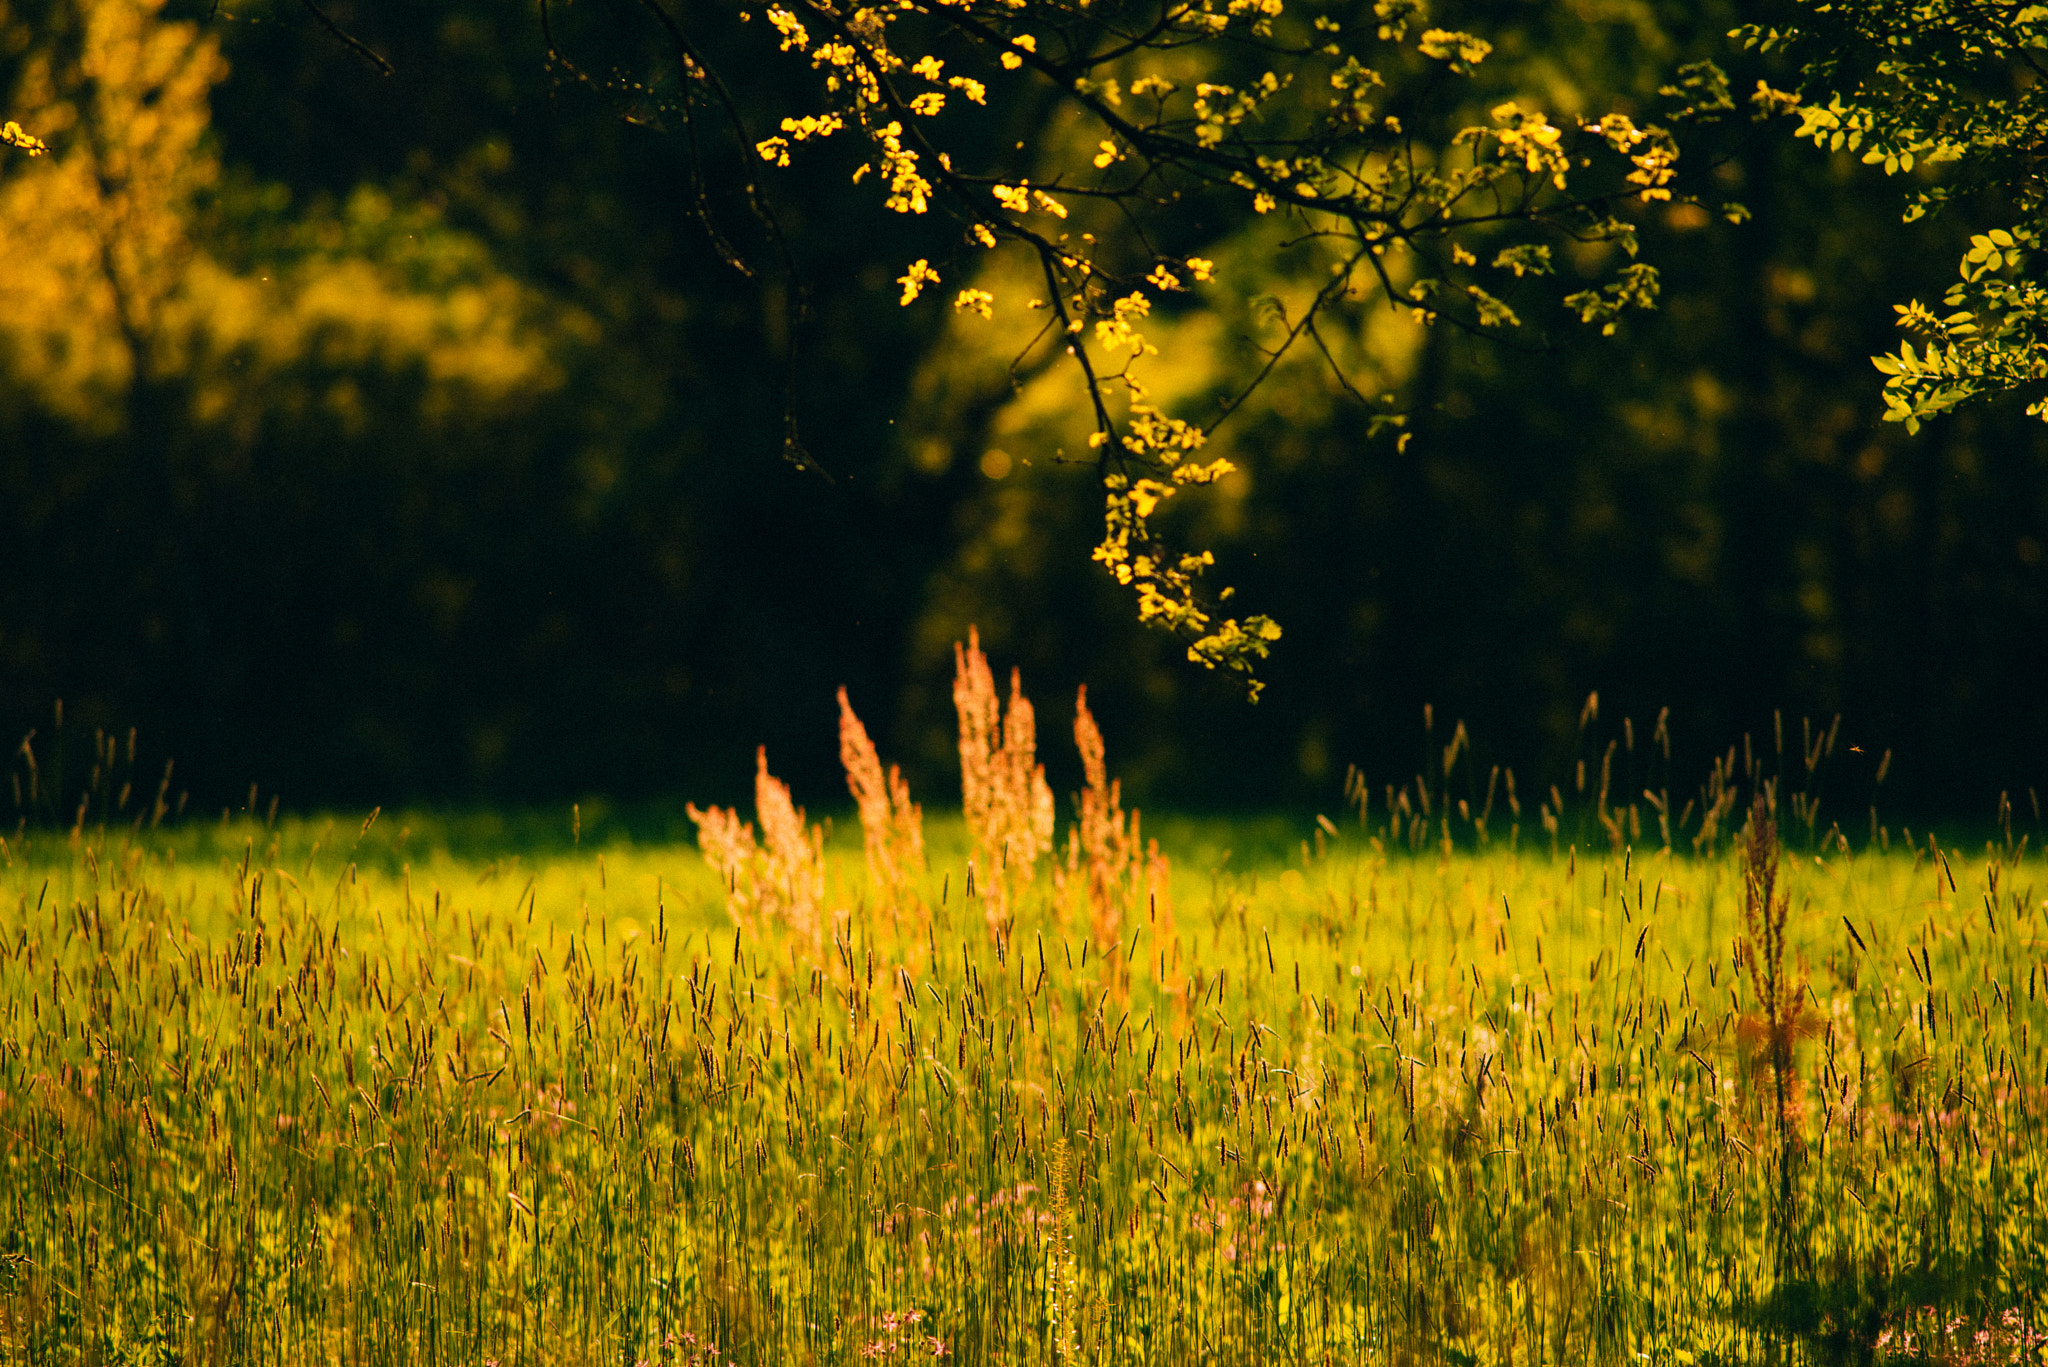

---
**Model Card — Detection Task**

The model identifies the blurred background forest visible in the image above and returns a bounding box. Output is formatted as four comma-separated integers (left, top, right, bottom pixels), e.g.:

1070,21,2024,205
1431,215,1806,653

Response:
2,0,2043,826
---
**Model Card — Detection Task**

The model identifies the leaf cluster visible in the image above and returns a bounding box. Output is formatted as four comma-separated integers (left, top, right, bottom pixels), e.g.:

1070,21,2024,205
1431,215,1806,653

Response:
1740,1,2048,430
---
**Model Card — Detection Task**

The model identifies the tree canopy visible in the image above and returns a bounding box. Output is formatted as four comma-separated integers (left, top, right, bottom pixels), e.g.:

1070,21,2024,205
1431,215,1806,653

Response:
517,0,2048,691
534,0,1780,691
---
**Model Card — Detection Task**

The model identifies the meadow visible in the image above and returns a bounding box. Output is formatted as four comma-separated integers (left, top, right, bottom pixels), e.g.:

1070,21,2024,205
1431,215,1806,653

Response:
3,660,2046,1365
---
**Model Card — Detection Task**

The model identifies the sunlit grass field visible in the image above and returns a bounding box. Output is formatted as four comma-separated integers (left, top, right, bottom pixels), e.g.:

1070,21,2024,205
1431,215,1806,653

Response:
4,794,2047,1366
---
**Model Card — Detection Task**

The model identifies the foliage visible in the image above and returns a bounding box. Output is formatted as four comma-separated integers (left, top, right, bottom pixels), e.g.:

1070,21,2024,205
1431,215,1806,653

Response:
0,116,45,156
893,0,2048,818
0,0,580,430
1740,1,2048,431
534,0,1735,691
0,0,227,424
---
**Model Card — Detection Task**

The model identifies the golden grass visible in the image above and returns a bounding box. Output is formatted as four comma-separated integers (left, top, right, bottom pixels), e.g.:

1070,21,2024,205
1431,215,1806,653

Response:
3,808,2046,1365
3,664,2046,1364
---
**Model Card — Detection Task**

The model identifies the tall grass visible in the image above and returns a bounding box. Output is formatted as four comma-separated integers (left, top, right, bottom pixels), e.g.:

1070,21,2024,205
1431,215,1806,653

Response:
7,814,2046,1364
3,694,2046,1363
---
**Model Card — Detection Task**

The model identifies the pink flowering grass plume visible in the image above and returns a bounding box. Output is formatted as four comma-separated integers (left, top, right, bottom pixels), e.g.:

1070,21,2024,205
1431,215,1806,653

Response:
684,799,759,921
1063,684,1175,959
952,626,1052,937
838,685,926,918
754,746,825,943
1068,683,1135,949
685,747,825,945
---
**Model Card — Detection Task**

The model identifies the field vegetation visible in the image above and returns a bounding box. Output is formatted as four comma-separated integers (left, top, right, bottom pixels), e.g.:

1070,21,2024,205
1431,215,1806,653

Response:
3,644,2046,1364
